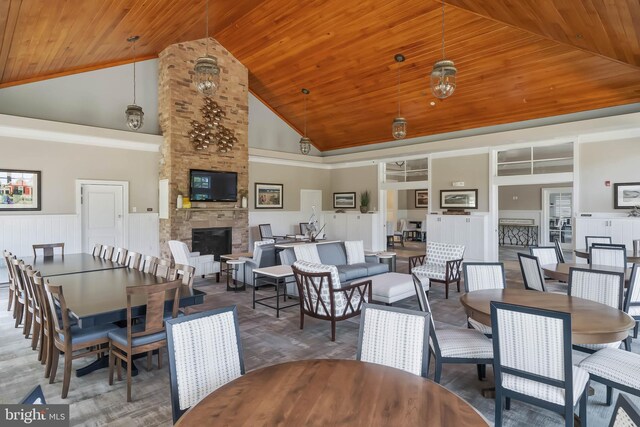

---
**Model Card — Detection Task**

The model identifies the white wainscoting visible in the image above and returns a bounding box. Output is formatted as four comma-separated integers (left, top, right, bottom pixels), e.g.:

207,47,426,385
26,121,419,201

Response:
0,212,159,282
128,213,159,257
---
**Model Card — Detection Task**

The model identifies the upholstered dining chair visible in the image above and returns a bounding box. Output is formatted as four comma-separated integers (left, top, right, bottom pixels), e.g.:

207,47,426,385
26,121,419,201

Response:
258,224,285,241
32,243,64,257
410,242,465,299
569,267,627,353
586,235,612,249
529,246,560,266
624,265,640,338
463,262,506,336
608,395,640,427
491,302,589,427
91,243,103,257
44,281,117,398
108,280,182,402
101,245,115,261
292,260,371,341
578,347,640,407
124,251,142,270
166,306,245,423
518,253,546,292
112,247,129,265
554,239,566,263
412,274,493,384
356,303,430,377
590,245,627,268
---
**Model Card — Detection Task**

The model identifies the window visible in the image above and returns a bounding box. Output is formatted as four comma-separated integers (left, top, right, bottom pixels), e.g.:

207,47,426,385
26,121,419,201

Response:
496,142,573,176
384,158,428,183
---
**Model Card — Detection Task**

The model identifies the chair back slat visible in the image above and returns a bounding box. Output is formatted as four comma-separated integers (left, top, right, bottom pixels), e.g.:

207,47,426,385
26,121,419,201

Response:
92,244,103,257
590,246,627,268
20,263,35,309
166,307,245,423
33,274,51,328
44,281,72,342
126,280,182,338
155,258,173,279
357,304,430,378
174,264,196,287
124,251,142,269
529,246,559,266
569,267,625,310
32,243,64,257
463,262,505,293
142,255,159,274
25,269,42,312
518,253,546,292
101,245,115,260
12,259,26,298
113,247,129,264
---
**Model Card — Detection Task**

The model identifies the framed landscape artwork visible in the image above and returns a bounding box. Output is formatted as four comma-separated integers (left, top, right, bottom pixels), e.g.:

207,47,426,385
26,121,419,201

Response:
415,189,428,208
614,182,640,209
0,169,41,211
333,192,356,209
255,183,283,209
440,189,478,209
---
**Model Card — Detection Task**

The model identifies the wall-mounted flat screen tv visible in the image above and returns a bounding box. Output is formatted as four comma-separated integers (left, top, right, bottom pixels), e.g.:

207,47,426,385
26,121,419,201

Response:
189,169,237,202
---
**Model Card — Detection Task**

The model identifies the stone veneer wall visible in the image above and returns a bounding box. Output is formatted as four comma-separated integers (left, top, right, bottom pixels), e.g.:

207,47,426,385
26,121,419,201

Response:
158,38,249,258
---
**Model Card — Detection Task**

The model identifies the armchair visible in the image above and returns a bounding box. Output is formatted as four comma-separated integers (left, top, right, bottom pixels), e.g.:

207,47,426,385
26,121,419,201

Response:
292,260,372,341
168,240,220,282
409,241,465,299
235,240,277,286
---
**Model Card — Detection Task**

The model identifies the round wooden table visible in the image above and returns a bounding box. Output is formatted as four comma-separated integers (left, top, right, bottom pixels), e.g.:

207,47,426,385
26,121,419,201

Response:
460,289,635,345
175,359,489,427
574,249,640,263
541,262,631,284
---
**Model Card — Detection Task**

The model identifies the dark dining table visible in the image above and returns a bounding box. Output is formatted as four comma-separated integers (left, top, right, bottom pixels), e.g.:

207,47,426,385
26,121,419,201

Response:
22,253,125,277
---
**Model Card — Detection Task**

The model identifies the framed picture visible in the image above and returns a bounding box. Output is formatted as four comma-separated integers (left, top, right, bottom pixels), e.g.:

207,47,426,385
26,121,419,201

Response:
333,192,356,209
614,182,640,209
255,183,283,209
0,169,41,211
440,189,478,209
415,189,428,208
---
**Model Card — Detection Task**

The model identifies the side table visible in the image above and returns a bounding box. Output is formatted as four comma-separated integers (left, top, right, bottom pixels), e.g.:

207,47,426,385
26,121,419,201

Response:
252,265,298,318
377,252,397,272
225,259,246,292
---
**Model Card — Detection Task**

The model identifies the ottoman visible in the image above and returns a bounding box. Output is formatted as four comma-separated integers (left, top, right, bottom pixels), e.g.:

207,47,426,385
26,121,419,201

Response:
370,272,428,305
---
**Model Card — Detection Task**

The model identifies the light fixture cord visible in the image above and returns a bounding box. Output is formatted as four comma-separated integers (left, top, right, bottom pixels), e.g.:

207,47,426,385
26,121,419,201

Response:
132,39,136,104
441,1,445,59
303,92,307,137
397,62,401,116
205,0,209,56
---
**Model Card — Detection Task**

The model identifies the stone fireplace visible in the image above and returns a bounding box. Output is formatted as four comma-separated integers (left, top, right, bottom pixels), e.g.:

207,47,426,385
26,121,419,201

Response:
157,38,249,258
192,227,232,261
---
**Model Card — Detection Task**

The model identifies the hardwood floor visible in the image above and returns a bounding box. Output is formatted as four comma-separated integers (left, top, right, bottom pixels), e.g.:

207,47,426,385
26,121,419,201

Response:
0,244,636,426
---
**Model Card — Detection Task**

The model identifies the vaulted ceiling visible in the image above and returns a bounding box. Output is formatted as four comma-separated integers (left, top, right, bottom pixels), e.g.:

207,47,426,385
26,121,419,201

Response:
1,0,639,151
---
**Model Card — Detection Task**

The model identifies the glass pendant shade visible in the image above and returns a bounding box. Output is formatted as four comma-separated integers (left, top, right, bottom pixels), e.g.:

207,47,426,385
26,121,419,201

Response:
194,56,221,96
299,136,311,155
392,117,407,140
430,60,457,99
125,104,144,131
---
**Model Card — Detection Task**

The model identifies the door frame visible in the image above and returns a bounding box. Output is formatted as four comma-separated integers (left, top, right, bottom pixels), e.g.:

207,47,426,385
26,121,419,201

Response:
75,179,129,253
541,187,573,248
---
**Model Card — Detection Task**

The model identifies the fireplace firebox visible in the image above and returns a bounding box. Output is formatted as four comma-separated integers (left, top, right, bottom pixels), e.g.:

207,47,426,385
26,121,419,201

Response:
192,227,232,261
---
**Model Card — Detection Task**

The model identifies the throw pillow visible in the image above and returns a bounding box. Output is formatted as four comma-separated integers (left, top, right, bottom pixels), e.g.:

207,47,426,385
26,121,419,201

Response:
293,244,322,264
344,240,365,265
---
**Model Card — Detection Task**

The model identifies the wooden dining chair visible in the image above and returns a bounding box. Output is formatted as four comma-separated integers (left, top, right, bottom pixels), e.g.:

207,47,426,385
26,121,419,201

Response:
155,258,173,279
141,255,159,274
124,251,142,270
569,267,627,353
44,281,118,398
412,274,493,383
112,247,129,265
173,264,196,288
32,273,54,375
108,280,182,402
166,306,245,423
101,245,115,261
32,243,64,257
491,302,589,427
3,250,16,312
24,268,45,351
91,243,103,257
11,258,27,329
19,262,36,338
357,303,431,378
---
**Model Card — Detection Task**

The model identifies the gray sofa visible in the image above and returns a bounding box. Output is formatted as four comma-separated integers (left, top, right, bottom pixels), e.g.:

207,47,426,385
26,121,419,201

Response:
279,241,388,283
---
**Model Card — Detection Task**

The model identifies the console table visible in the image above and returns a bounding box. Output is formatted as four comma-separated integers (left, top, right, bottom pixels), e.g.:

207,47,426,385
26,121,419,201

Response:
498,219,538,247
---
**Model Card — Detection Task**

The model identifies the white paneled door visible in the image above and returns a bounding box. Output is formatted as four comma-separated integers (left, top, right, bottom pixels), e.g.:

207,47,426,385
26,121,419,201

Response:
81,184,125,253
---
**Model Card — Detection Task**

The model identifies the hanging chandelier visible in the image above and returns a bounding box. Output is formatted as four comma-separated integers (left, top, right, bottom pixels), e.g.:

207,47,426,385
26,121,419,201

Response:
392,53,407,140
194,0,221,96
299,88,312,155
430,1,457,99
125,36,144,131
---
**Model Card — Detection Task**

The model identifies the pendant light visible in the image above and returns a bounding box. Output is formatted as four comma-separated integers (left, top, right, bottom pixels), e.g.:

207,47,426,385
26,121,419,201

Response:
299,88,311,155
430,1,457,99
194,0,221,96
392,53,407,140
125,36,144,131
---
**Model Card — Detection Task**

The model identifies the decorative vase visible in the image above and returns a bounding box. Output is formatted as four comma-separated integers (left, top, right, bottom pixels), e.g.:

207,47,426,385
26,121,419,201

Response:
360,206,368,213
183,196,191,209
176,195,183,209
241,196,247,208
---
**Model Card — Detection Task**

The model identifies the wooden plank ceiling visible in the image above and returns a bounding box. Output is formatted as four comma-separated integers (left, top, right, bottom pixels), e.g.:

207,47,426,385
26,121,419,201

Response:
1,0,639,151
